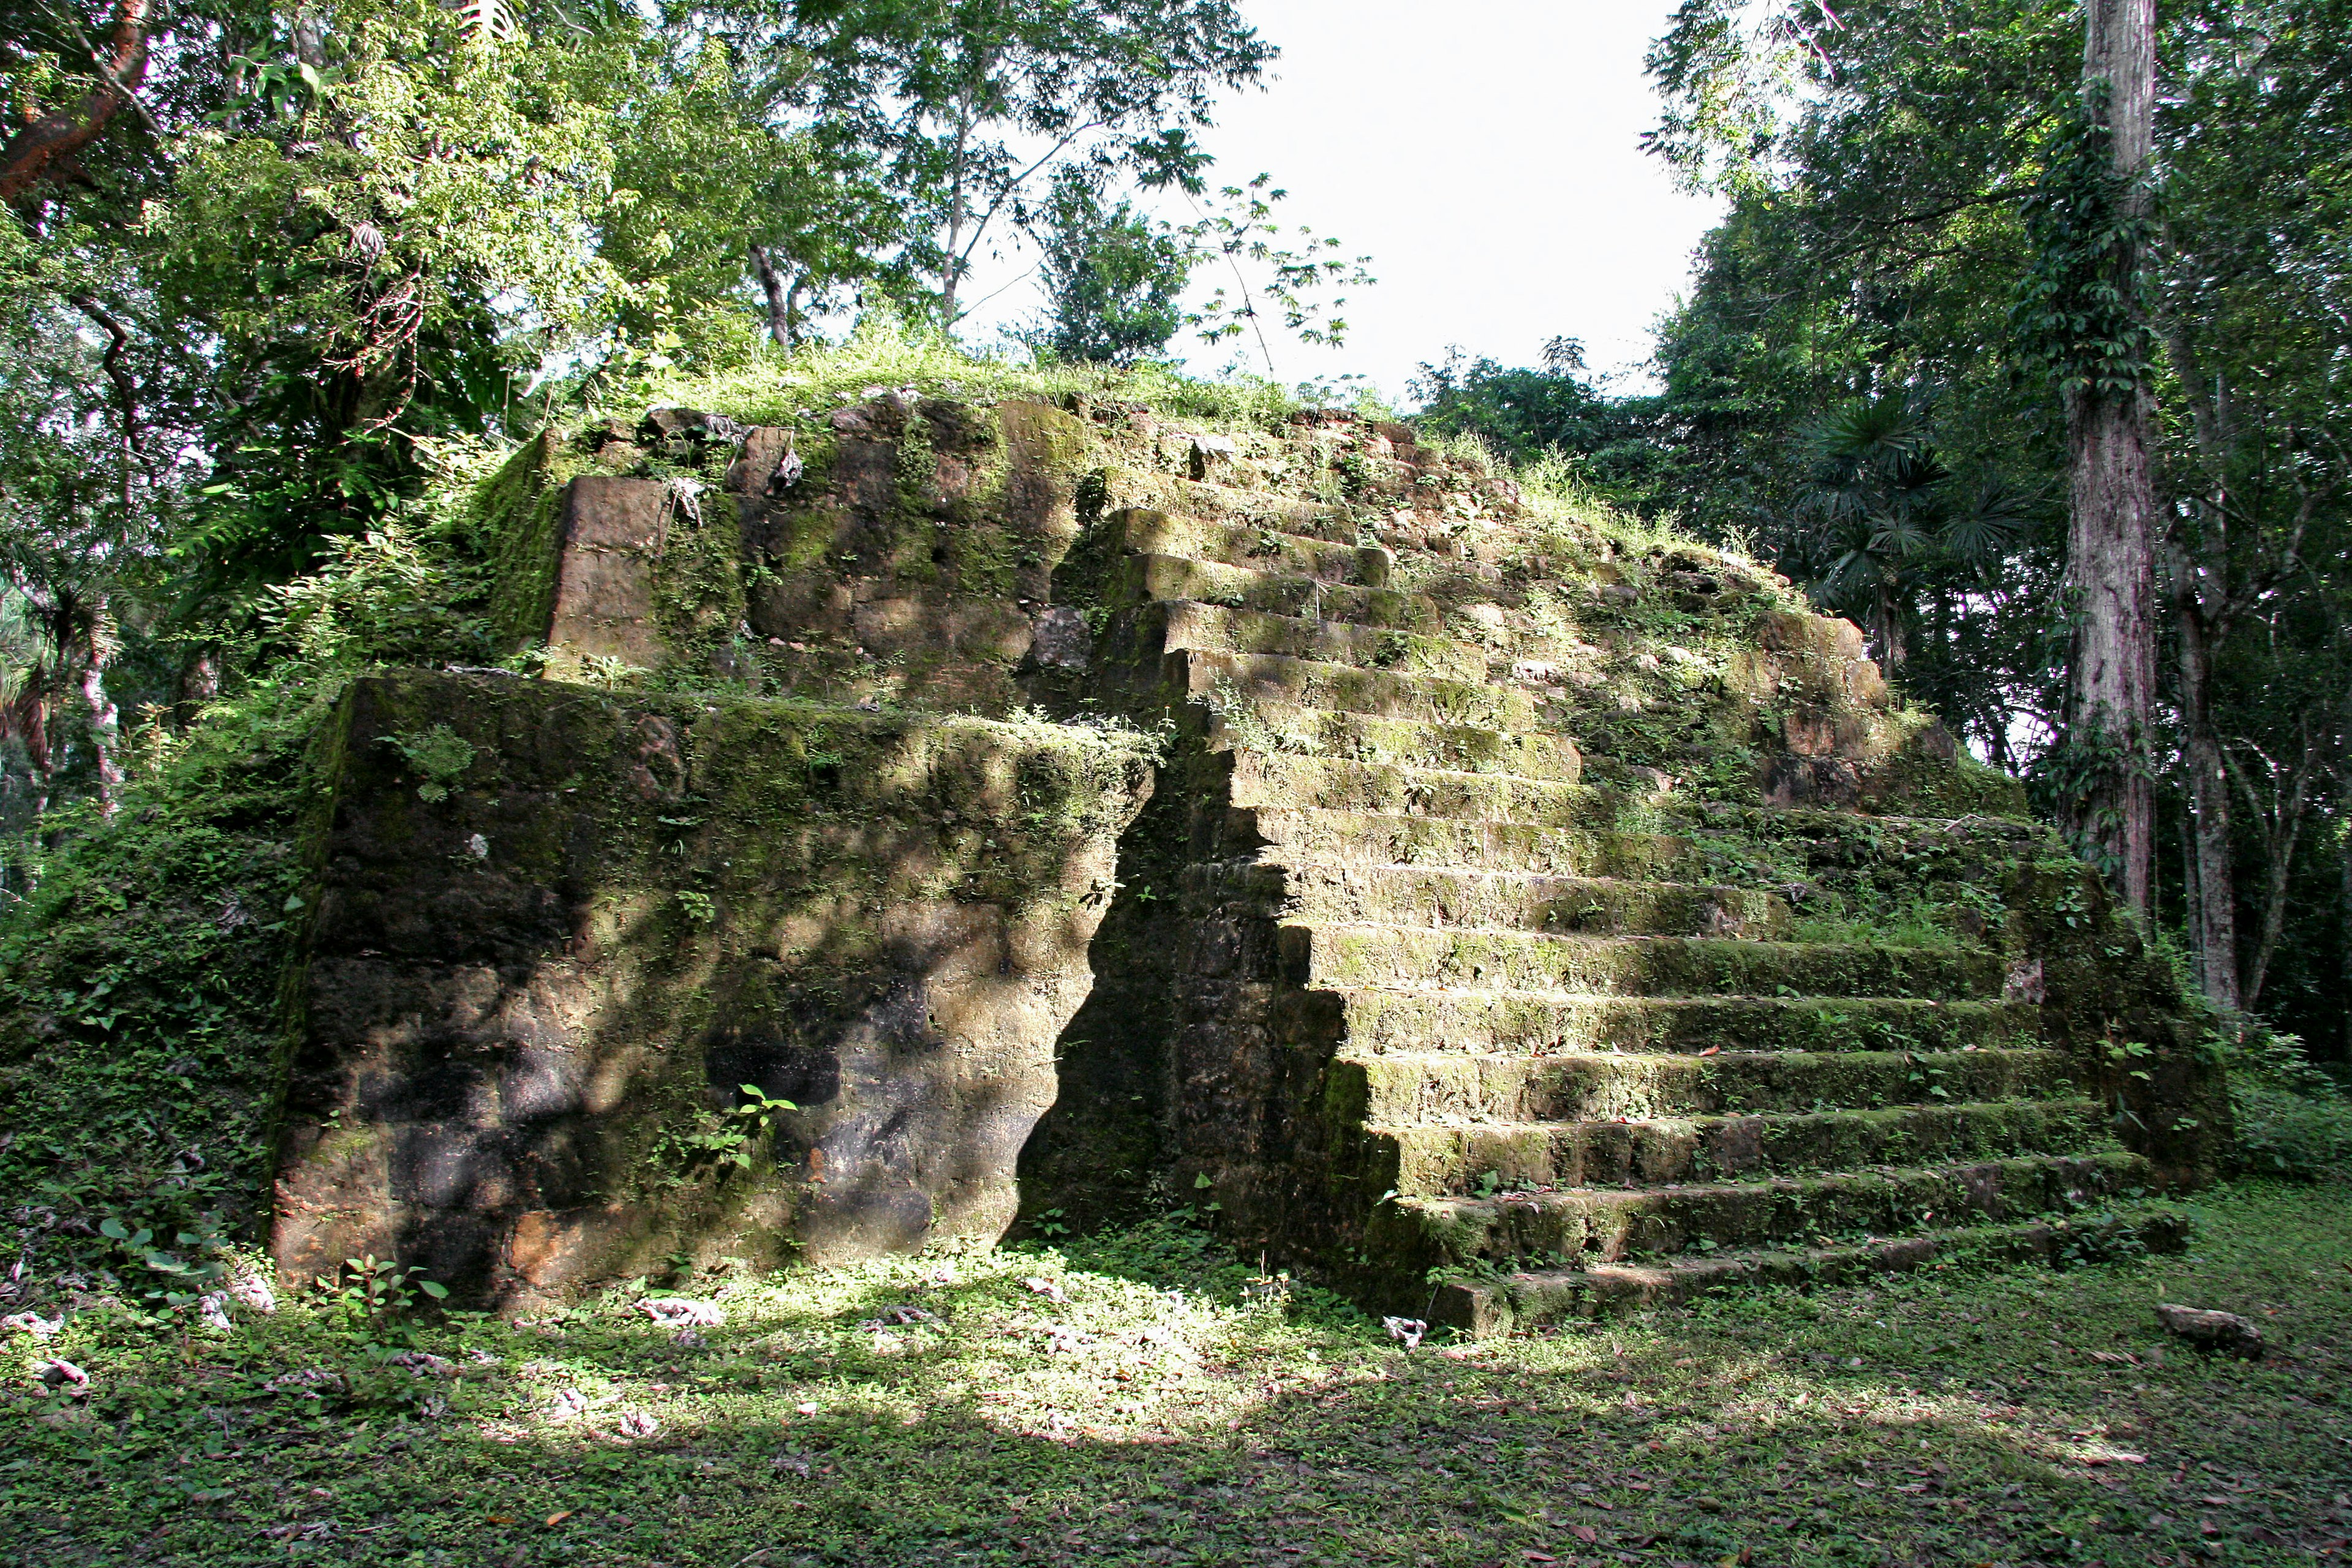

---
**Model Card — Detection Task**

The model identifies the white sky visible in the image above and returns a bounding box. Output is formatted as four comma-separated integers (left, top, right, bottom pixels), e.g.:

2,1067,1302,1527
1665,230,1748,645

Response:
954,1,1724,405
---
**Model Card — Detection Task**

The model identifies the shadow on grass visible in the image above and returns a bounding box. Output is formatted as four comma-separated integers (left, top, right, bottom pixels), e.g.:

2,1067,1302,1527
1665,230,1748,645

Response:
6,1182,2348,1568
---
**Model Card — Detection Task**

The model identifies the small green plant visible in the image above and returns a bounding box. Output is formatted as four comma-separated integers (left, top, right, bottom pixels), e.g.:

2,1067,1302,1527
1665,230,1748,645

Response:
383,725,478,802
98,1215,232,1311
315,1254,448,1325
676,889,717,924
581,654,647,690
652,1085,800,1176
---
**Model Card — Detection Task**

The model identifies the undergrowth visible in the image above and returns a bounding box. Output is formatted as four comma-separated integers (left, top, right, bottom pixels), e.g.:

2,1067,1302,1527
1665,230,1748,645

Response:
2,1183,2346,1566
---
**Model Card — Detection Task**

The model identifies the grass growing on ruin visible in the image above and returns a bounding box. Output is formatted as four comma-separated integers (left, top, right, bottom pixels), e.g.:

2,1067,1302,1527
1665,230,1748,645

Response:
6,1178,2348,1567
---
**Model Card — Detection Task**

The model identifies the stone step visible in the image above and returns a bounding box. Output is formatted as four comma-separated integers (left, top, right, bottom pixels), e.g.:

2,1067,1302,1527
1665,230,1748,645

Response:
1373,1098,2111,1194
1204,712,1584,786
1428,1208,2193,1333
1382,1150,2152,1269
1234,808,1709,878
1275,987,2032,1057
1199,862,1790,937
1157,601,1488,681
1104,553,1438,631
1232,804,2052,881
1109,507,1384,584
1175,649,1537,729
1104,473,1356,541
1343,1046,2075,1125
1280,922,2005,999
1227,752,1585,819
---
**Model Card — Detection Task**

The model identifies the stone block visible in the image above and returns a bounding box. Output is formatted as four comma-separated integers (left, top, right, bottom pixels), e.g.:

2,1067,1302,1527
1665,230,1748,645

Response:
271,672,1149,1307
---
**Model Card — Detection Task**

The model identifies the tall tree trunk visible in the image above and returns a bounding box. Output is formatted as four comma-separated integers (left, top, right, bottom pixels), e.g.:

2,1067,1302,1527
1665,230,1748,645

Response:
2064,0,2160,919
940,91,974,321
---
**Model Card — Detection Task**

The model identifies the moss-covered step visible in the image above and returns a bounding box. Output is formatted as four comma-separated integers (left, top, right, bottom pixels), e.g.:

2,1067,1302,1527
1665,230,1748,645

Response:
1204,714,1583,786
1174,649,1537,729
1226,754,1590,819
1274,987,2033,1057
1104,552,1442,629
1427,1207,2193,1332
1150,601,1488,680
1099,471,1358,540
1106,507,1385,583
1234,809,1716,879
1375,1149,2153,1269
1206,864,1791,937
1278,923,2005,998
1373,1097,2112,1194
1341,1047,2078,1125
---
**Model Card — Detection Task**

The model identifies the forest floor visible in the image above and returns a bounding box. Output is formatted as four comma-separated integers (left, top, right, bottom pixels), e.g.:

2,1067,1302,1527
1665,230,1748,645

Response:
3,1179,2347,1568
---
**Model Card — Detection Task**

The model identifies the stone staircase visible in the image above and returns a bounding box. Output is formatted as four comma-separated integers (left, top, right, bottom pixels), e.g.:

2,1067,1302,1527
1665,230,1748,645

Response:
1049,409,2204,1332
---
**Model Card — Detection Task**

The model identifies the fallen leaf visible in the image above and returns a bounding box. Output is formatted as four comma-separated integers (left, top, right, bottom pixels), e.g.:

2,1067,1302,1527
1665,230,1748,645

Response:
487,1513,516,1525
1571,1525,1599,1545
2085,1453,2146,1466
1525,1554,1557,1564
543,1512,573,1528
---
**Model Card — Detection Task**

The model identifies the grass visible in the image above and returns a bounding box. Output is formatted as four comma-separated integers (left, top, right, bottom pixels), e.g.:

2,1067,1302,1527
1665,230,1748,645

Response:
619,312,1326,439
4,1180,2348,1567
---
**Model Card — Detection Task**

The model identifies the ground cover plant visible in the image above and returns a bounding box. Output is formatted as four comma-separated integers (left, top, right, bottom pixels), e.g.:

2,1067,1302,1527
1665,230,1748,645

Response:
3,1178,2346,1567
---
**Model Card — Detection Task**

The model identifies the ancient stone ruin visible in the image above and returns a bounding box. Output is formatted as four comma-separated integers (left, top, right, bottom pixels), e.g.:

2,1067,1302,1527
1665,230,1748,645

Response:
271,391,2228,1329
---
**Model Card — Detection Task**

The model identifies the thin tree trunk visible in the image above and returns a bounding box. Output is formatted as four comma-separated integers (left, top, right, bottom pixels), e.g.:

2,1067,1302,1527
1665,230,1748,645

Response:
173,644,219,731
2173,588,2239,1008
2064,0,2160,919
2225,731,2317,1012
2339,767,2352,1043
750,244,793,347
941,95,973,321
2158,311,2244,1008
79,600,121,816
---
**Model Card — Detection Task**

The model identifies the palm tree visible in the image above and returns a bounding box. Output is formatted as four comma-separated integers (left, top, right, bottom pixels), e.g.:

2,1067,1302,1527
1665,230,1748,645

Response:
1790,396,2029,671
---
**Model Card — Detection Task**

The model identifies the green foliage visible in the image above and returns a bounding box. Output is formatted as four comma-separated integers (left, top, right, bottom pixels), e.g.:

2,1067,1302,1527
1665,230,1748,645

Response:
382,725,478,802
1408,337,1668,500
1033,168,1193,366
314,1254,451,1327
0,682,326,1257
650,1086,800,1177
2011,89,2158,401
1178,175,1374,378
2231,1084,2352,1182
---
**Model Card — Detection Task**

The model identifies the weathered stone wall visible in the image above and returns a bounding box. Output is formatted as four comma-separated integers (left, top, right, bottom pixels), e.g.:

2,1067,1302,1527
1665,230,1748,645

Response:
271,672,1148,1308
487,398,1102,709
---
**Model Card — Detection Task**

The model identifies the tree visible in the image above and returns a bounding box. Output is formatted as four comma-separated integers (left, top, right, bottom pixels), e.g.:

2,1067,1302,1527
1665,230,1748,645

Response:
2039,0,2161,919
1409,337,1668,496
1640,0,2352,1054
1033,166,1191,364
785,0,1273,323
1789,398,2027,673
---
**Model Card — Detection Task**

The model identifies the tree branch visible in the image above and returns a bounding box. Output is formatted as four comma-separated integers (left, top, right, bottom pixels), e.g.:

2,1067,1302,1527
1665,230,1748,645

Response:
0,0,151,205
